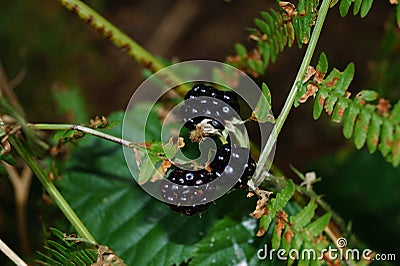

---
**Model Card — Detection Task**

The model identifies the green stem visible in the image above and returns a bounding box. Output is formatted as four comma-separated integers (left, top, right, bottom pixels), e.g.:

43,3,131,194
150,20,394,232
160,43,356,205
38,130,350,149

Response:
57,0,163,72
28,123,132,147
56,0,189,95
8,137,96,243
251,0,331,188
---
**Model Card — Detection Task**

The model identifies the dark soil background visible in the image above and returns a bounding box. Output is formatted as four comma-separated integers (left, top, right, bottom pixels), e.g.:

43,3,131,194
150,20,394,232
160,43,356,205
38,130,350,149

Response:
0,0,399,264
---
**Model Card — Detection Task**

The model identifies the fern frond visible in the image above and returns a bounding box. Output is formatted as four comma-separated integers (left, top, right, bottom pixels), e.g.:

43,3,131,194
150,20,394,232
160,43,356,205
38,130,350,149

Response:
330,0,373,18
255,180,332,265
227,0,318,77
37,228,97,265
298,52,400,167
280,203,331,265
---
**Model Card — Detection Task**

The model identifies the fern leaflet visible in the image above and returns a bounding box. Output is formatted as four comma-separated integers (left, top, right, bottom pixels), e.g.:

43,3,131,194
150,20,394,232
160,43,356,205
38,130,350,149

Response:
227,0,318,77
297,52,400,167
330,0,373,18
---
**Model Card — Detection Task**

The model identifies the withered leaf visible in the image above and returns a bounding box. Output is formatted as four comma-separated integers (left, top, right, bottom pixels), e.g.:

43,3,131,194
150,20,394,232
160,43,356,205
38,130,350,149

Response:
303,66,316,84
279,1,298,17
299,83,319,103
376,98,391,116
256,226,265,237
275,210,287,236
250,189,272,219
93,245,126,266
314,70,325,84
283,229,294,244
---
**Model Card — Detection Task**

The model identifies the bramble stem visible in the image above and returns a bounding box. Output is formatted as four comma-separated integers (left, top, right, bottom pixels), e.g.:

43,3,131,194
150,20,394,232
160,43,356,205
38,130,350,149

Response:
251,0,331,188
57,0,163,72
28,123,132,147
56,0,189,95
8,137,96,243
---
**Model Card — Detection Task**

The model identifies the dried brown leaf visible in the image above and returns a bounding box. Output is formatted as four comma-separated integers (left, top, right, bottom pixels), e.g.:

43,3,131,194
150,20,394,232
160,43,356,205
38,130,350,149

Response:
90,116,109,129
190,123,205,143
250,189,272,219
161,159,171,174
325,77,339,88
92,245,126,266
275,210,287,236
177,137,185,148
133,147,141,169
314,70,326,84
150,159,171,183
280,1,298,17
283,228,294,244
376,98,391,116
303,66,316,84
299,83,319,103
256,226,265,237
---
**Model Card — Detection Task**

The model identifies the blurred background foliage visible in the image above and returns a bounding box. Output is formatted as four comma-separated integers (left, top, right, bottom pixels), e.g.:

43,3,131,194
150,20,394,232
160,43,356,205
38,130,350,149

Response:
0,0,399,264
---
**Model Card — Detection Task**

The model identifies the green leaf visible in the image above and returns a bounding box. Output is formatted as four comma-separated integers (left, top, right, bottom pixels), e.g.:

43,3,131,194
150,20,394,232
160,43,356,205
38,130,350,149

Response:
360,0,373,18
259,212,275,233
270,180,295,213
339,0,352,17
43,246,67,263
0,153,15,165
271,219,282,250
37,228,97,265
37,251,64,266
291,200,317,230
306,213,331,237
252,82,274,123
356,90,379,102
190,217,259,265
392,100,400,124
57,110,259,265
323,94,338,115
392,126,400,167
254,18,270,35
259,180,295,235
47,240,69,255
316,52,328,76
397,3,400,28
248,58,263,75
259,42,271,69
331,98,348,123
235,43,247,58
313,90,326,120
53,129,78,143
343,104,360,139
137,154,161,185
260,11,273,26
335,63,354,95
379,119,394,157
354,108,372,149
353,0,362,15
366,114,382,153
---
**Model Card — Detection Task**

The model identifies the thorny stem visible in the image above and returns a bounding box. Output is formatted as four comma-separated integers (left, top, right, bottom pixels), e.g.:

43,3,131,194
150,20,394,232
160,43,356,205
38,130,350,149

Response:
8,137,96,244
56,0,189,95
251,0,331,189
